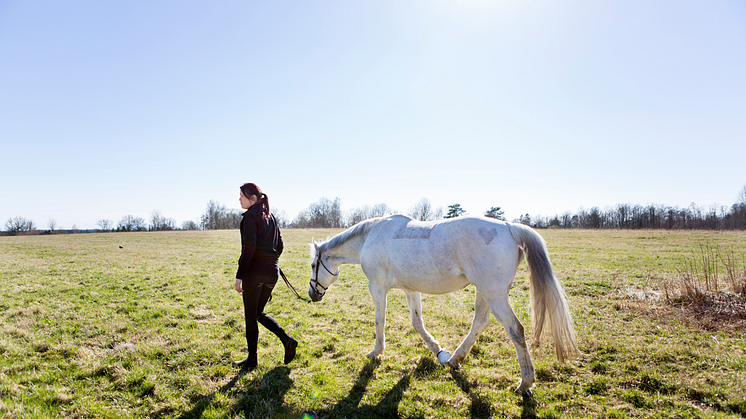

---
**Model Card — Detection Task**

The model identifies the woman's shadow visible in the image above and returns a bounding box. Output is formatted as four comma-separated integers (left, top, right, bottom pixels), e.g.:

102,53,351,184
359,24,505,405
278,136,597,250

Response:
179,366,293,419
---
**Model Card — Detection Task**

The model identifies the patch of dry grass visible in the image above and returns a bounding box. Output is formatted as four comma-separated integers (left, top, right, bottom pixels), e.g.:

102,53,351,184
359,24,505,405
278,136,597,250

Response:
624,243,746,333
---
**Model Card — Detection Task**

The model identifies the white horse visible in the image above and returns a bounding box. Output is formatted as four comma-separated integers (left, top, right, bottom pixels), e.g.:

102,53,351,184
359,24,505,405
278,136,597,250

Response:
308,214,578,394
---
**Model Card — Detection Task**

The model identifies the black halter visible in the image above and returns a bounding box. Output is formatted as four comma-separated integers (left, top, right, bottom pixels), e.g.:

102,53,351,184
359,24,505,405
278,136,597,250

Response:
309,252,338,301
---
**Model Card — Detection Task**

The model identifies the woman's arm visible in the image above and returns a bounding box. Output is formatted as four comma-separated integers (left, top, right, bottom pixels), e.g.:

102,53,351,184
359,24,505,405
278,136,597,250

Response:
236,212,258,280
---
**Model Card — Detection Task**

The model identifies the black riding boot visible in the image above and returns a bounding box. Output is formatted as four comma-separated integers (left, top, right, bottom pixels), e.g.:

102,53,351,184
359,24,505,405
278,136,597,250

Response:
233,352,257,370
258,313,298,364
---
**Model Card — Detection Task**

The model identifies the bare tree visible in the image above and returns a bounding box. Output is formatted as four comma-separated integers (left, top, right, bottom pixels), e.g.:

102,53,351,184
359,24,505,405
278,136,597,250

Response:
320,197,343,227
409,198,433,221
327,198,343,228
97,219,112,232
349,205,373,225
117,215,146,232
200,201,240,230
5,216,35,234
150,210,176,231
348,203,394,225
273,209,288,229
371,203,394,217
433,206,443,220
292,197,344,228
48,219,57,232
181,220,199,230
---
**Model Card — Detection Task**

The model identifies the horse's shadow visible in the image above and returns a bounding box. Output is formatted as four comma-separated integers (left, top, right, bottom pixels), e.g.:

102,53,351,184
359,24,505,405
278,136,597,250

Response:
313,356,535,419
450,367,537,419
179,366,293,419
312,359,415,419
177,359,536,419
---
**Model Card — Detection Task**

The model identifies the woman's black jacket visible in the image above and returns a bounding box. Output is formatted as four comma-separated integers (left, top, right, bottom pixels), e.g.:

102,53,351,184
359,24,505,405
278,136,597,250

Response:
236,205,284,279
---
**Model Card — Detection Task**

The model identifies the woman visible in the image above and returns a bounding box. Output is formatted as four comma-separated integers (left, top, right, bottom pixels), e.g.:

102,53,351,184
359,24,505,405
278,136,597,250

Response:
233,182,297,369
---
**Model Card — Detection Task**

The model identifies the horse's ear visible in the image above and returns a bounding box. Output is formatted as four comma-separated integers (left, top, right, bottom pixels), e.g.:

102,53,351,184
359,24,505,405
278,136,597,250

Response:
309,239,319,258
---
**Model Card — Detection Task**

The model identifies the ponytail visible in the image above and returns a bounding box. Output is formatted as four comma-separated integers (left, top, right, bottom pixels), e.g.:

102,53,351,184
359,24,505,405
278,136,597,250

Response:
260,193,271,217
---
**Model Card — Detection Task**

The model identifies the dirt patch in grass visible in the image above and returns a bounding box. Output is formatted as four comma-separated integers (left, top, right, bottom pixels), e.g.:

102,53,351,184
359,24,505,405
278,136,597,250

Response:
670,292,746,331
624,291,746,333
621,243,746,333
623,275,746,333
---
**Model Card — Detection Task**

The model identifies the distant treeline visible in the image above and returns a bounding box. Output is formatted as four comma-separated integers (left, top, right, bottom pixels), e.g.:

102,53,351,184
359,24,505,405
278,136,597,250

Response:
524,202,746,230
4,187,746,235
285,197,746,231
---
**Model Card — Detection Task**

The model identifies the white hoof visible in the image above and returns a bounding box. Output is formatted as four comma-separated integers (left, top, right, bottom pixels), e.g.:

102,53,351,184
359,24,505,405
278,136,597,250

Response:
437,350,451,365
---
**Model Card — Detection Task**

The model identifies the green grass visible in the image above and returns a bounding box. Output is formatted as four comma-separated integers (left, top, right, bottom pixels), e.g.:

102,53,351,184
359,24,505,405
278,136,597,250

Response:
1,229,745,418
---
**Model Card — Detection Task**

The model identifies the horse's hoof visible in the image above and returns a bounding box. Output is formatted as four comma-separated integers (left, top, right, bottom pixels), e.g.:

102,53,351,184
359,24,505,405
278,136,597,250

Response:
367,351,379,360
437,350,451,365
446,360,461,370
514,384,533,397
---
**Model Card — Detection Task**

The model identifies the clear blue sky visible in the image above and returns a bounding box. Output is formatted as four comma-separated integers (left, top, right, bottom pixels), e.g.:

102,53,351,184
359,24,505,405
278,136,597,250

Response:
2,1,745,230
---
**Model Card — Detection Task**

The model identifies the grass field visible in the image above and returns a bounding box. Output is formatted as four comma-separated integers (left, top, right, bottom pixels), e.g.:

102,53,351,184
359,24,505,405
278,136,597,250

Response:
1,228,745,418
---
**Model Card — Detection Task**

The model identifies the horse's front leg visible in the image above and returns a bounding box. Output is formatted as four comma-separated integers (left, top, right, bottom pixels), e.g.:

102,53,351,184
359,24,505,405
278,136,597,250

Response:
446,289,491,369
403,290,445,362
367,281,388,360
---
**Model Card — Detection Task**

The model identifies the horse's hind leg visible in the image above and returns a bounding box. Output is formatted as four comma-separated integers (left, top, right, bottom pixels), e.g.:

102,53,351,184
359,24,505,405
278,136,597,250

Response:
487,294,536,395
445,289,491,369
403,290,444,359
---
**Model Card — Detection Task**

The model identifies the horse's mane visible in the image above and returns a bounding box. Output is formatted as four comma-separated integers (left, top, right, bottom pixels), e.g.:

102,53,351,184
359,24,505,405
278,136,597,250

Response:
318,216,389,252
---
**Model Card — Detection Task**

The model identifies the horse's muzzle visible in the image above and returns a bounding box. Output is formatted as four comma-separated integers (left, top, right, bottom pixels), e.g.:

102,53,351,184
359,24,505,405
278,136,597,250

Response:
308,280,325,302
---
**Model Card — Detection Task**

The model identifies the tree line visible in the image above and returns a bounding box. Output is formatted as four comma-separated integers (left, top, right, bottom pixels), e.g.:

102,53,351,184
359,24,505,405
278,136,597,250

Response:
4,185,746,235
284,198,505,228
107,202,243,232
527,201,746,230
280,186,746,231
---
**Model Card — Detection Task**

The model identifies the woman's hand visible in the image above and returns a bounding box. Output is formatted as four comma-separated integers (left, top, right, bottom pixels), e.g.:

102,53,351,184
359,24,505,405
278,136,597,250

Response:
235,279,243,293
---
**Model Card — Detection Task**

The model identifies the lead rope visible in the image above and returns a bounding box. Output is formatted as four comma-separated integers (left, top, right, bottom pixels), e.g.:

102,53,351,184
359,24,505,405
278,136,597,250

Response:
280,268,311,303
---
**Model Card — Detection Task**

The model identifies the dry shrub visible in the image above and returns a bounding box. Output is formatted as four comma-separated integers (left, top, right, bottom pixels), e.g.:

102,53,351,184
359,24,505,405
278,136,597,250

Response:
634,245,746,333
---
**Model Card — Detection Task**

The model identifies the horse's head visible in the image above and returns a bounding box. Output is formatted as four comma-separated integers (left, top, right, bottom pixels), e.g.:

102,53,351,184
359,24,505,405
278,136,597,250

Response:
308,239,340,302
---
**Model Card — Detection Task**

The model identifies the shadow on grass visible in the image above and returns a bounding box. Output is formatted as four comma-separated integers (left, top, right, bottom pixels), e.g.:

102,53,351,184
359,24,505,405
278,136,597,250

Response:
520,393,538,419
450,367,537,419
178,366,293,419
449,368,493,419
310,359,416,419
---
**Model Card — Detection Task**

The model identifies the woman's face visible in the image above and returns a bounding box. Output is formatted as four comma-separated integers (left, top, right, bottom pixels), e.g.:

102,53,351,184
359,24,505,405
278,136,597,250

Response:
239,192,258,210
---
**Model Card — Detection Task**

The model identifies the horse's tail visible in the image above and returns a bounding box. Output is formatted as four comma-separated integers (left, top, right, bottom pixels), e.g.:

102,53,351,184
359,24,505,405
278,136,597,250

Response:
507,223,579,362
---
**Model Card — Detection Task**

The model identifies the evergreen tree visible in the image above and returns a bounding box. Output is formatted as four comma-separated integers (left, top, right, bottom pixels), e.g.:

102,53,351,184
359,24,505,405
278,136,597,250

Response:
485,206,506,220
445,203,465,219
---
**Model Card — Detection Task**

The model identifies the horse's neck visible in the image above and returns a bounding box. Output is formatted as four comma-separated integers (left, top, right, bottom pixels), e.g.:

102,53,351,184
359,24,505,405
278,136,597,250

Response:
324,236,365,265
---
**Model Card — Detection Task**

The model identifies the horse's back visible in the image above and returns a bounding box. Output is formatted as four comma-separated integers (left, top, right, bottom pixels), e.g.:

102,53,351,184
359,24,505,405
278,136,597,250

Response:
359,216,520,293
